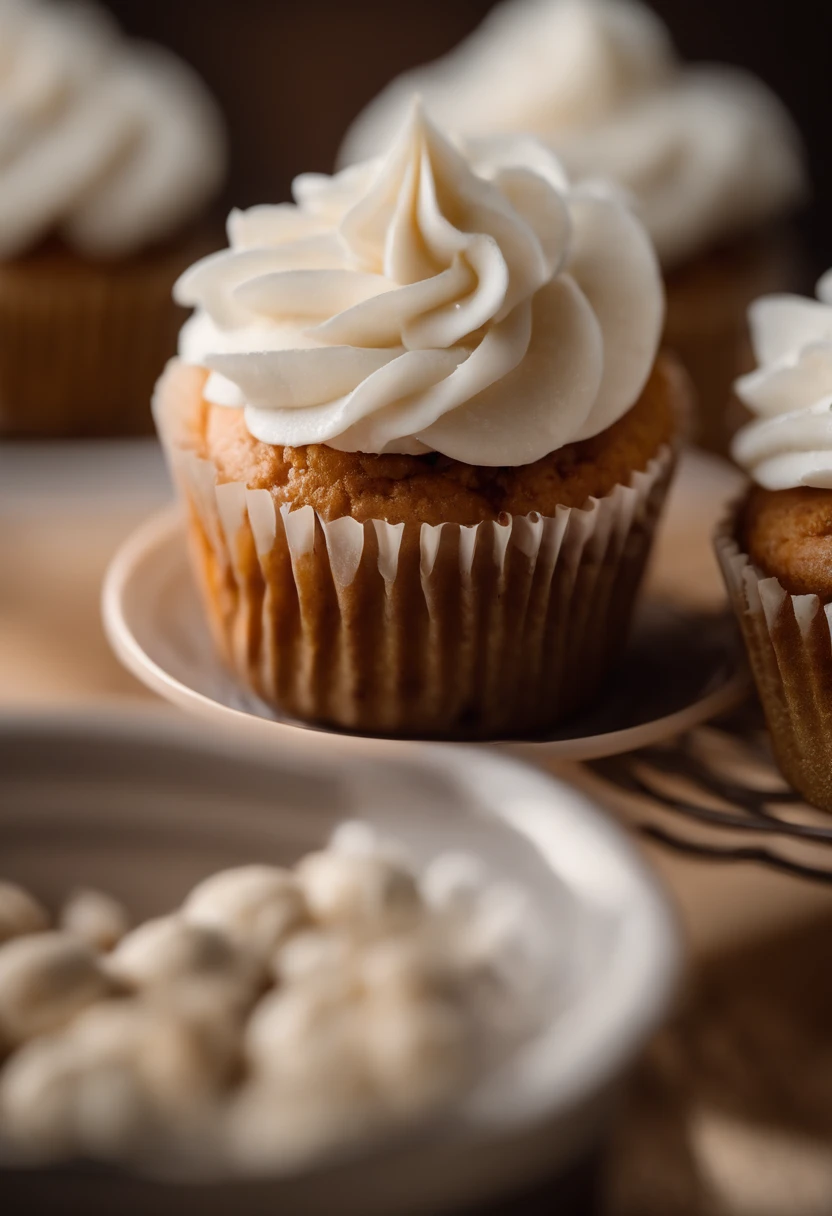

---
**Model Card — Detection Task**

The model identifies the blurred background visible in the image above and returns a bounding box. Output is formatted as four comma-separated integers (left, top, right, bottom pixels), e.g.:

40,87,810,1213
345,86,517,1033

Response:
4,7,832,1210
104,0,832,271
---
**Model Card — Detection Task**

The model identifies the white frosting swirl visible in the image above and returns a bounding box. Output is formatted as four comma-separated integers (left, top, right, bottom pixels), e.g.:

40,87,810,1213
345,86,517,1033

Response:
0,0,226,259
339,0,806,270
732,272,832,490
175,104,663,466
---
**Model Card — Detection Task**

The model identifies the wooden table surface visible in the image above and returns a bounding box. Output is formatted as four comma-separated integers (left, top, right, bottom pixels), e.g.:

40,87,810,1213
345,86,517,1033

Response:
2,438,831,1214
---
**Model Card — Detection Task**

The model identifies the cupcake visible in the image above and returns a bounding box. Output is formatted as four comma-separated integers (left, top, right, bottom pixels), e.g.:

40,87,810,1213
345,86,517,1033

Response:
155,103,685,739
339,0,807,455
715,271,832,809
0,0,226,438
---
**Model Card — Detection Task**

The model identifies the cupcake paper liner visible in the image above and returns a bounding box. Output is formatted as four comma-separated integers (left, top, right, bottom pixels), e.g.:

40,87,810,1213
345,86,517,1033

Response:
155,361,675,739
715,502,832,811
0,247,195,438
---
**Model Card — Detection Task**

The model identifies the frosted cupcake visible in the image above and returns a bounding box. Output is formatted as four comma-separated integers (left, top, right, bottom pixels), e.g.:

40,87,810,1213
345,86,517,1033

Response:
0,0,226,438
340,0,807,454
155,103,686,739
716,272,832,809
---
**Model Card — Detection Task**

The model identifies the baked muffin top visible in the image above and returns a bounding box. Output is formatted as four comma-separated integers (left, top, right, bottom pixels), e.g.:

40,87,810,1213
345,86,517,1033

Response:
742,486,832,601
181,351,681,526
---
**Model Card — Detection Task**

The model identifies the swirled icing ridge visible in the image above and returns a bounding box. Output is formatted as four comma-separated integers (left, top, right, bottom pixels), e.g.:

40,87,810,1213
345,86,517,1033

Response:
733,271,832,490
176,103,663,466
339,0,806,269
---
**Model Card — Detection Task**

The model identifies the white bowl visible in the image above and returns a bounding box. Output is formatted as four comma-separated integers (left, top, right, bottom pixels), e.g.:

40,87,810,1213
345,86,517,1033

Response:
0,706,680,1215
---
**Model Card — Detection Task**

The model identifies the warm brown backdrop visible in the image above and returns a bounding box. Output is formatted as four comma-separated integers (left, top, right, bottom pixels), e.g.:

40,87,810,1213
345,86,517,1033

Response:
103,0,831,271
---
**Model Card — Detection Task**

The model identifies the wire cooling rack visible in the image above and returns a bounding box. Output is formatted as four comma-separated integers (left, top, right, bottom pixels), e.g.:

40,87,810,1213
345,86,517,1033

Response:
586,701,832,885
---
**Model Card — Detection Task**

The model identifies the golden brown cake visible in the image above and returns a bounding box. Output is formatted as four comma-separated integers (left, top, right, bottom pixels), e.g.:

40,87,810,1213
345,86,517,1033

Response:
191,355,679,526
158,108,680,739
740,486,832,601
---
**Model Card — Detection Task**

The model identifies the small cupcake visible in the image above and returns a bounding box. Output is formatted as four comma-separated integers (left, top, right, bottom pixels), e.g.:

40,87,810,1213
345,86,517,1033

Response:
155,103,685,739
716,271,832,809
0,0,226,438
339,0,807,455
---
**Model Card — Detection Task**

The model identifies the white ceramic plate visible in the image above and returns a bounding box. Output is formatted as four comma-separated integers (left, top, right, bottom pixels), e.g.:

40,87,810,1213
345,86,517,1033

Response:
102,449,748,760
0,706,680,1215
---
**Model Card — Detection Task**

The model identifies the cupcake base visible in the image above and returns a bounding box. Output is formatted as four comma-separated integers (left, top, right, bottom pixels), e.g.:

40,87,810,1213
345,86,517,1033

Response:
0,233,218,439
155,359,683,740
715,501,832,811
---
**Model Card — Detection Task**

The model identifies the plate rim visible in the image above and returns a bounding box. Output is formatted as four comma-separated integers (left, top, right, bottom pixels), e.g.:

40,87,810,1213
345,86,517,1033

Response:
102,505,747,762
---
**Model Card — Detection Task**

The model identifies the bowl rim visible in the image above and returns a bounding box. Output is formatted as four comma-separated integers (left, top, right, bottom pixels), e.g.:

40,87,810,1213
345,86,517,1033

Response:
0,704,682,1181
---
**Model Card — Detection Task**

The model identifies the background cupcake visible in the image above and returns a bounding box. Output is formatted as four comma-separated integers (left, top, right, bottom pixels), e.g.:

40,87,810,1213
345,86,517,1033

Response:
155,104,686,739
339,0,807,455
0,0,226,438
716,270,832,810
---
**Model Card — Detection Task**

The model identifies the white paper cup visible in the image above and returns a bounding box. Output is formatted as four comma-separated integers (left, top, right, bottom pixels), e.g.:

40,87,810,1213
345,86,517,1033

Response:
715,500,832,811
155,360,676,739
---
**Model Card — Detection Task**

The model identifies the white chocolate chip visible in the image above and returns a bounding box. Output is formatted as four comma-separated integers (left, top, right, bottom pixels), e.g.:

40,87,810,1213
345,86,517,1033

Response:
0,1036,152,1162
270,928,355,986
151,973,255,1025
456,882,536,973
139,1010,240,1106
69,999,241,1107
0,932,112,1047
0,881,50,944
359,930,451,1001
297,852,421,932
328,821,411,868
363,996,469,1116
421,852,488,913
327,820,379,857
59,888,131,953
224,1073,379,1173
0,832,540,1175
183,866,307,960
106,916,262,996
0,1037,77,1157
245,979,366,1091
0,999,240,1163
59,1065,153,1160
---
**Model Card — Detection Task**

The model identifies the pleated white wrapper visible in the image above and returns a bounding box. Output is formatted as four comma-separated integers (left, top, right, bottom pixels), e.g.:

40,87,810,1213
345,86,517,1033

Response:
154,360,675,739
715,501,832,810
